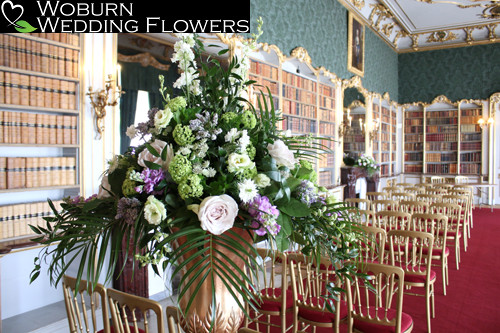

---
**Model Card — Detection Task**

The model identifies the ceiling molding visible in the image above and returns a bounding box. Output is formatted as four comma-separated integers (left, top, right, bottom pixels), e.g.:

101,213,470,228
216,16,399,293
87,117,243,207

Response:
338,0,500,52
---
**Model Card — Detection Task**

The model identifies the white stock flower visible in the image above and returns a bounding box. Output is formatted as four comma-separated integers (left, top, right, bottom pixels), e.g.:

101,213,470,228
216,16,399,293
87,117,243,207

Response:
267,139,296,169
225,128,239,143
238,179,258,203
238,130,250,150
126,125,138,139
144,195,167,225
197,195,238,235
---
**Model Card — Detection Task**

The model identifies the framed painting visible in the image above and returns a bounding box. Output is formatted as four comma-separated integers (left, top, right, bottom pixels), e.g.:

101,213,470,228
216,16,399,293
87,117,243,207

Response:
347,11,365,77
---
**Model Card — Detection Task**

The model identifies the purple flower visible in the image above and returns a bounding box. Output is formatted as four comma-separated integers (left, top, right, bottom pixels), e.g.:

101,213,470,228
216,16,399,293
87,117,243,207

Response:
246,195,281,236
141,168,166,194
115,197,142,225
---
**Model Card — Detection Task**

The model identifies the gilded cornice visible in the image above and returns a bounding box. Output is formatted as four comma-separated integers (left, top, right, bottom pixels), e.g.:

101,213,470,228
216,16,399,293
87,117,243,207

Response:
117,52,171,71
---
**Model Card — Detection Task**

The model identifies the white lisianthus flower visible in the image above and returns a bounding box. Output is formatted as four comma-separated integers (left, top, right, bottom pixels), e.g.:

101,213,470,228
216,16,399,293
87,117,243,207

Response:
154,107,173,131
238,179,258,203
254,173,271,188
227,153,254,173
267,139,296,169
225,128,239,143
126,125,138,139
197,195,238,235
144,195,167,225
137,139,171,170
238,130,250,150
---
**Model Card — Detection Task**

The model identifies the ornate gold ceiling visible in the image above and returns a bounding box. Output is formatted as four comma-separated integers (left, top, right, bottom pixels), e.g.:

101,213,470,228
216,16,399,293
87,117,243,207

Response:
339,0,500,52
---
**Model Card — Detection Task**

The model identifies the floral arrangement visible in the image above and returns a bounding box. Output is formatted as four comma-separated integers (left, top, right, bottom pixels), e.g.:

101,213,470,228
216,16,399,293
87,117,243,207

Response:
355,154,380,176
30,23,362,321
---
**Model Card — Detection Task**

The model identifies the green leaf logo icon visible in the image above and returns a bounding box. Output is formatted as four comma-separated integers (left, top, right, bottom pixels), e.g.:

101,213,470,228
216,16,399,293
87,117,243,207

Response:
14,20,37,33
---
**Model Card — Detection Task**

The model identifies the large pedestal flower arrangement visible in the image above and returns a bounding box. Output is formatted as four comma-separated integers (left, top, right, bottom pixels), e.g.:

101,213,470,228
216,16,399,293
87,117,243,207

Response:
30,28,362,333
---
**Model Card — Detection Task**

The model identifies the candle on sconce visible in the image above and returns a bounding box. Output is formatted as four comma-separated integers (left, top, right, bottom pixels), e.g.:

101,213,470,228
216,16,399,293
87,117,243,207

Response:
348,115,352,127
116,64,122,87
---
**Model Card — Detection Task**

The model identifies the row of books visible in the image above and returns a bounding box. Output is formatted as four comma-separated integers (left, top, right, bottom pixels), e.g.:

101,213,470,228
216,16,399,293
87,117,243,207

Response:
426,110,458,118
0,199,63,240
426,142,458,151
320,109,335,122
28,33,80,47
426,163,458,174
426,125,457,133
426,133,457,142
0,71,78,110
344,142,365,152
405,133,424,142
461,152,481,162
319,122,335,136
405,143,423,151
0,34,79,78
405,118,424,127
249,75,279,96
318,154,334,168
319,95,335,110
404,164,423,173
405,152,423,162
319,84,335,99
282,100,317,119
426,152,457,162
380,164,391,176
282,115,317,134
0,110,77,145
249,59,279,80
282,71,317,91
405,111,424,118
0,156,77,190
318,170,333,186
461,133,481,142
426,117,458,125
460,124,481,133
461,142,482,150
282,85,316,105
461,108,481,117
460,164,481,175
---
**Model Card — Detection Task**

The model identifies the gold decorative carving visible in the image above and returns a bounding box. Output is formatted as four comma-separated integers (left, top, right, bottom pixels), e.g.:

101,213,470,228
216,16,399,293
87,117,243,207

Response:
381,23,396,38
486,23,498,40
427,31,458,43
430,94,458,107
464,27,476,44
352,0,366,10
290,47,313,65
118,52,171,71
348,100,365,109
411,34,420,50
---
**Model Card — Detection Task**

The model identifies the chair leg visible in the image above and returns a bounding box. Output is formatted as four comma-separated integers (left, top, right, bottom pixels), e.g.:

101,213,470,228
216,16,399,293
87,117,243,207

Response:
442,259,447,296
426,284,432,333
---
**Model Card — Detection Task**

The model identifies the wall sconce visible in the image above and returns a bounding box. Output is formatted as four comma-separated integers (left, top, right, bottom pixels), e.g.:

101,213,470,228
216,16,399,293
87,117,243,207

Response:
477,116,494,129
339,109,352,138
86,73,124,138
361,118,379,142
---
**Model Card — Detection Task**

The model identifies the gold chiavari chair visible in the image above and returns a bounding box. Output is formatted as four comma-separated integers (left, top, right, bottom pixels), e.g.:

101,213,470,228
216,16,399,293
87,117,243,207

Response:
366,191,388,201
382,186,403,197
416,193,442,205
347,208,376,225
399,200,429,215
391,192,416,202
452,185,475,228
431,176,445,184
396,183,413,188
449,188,474,232
246,248,294,333
430,202,463,270
287,253,348,333
372,200,399,213
415,183,434,189
345,198,371,211
375,210,412,233
442,195,470,251
345,262,414,333
411,213,450,295
166,306,182,333
454,175,468,184
434,183,453,190
62,275,110,333
357,224,387,264
388,230,436,333
425,188,449,195
406,186,425,196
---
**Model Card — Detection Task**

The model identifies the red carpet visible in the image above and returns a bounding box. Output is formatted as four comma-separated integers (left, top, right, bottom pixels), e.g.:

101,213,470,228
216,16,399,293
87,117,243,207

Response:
245,208,500,332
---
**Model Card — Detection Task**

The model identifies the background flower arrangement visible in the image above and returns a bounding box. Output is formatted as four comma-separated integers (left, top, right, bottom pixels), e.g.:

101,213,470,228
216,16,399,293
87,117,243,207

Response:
355,154,380,176
30,24,362,322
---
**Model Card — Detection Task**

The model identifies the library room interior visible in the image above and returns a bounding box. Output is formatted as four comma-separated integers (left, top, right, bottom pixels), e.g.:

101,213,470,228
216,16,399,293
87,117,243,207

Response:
0,1,499,333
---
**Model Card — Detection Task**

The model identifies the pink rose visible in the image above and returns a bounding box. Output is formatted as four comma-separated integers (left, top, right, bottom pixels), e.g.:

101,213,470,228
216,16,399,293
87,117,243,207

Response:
197,195,238,235
137,140,172,170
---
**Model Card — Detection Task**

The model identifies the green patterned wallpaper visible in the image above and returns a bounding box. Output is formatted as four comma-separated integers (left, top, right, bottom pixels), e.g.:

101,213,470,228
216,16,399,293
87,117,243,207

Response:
398,43,500,104
249,0,399,101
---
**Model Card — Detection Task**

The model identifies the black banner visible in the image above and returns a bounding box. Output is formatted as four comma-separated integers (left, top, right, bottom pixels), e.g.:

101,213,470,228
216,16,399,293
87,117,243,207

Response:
0,0,250,33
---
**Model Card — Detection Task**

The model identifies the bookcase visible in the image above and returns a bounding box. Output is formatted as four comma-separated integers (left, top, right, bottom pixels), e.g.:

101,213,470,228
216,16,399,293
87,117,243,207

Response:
402,95,485,180
0,33,81,244
248,46,341,187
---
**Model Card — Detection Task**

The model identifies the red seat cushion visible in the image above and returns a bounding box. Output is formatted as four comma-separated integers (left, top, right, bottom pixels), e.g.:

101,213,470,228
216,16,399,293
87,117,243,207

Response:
298,298,348,324
404,269,437,284
353,309,413,333
255,288,295,312
108,326,145,333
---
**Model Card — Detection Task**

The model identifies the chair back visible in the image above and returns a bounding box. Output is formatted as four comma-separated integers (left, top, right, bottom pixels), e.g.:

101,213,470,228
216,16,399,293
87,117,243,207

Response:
416,193,442,204
345,198,371,211
396,183,413,188
375,210,411,232
399,200,429,215
166,306,182,333
366,192,388,201
371,200,398,213
107,288,164,333
430,176,444,184
345,262,407,333
425,188,448,195
430,203,462,233
357,225,387,264
382,186,403,197
62,275,110,333
387,230,434,284
410,213,449,251
406,187,425,195
434,183,453,190
454,176,468,184
347,208,375,225
391,192,415,202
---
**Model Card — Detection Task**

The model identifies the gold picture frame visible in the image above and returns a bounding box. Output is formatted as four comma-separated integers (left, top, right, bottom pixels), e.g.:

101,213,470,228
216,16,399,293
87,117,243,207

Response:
347,11,365,77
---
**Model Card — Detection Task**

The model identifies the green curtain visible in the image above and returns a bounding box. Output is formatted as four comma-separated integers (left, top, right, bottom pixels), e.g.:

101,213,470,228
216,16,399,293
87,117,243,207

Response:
118,57,179,153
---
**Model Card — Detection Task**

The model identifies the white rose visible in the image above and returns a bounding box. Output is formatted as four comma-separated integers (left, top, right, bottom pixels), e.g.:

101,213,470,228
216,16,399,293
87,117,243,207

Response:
267,140,296,169
254,173,271,188
227,153,254,173
154,107,173,130
137,140,171,170
197,195,238,235
97,174,112,199
144,195,166,225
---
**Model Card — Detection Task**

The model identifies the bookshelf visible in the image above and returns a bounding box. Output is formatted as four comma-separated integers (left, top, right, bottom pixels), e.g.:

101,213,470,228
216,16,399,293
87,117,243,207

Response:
248,47,340,187
0,33,81,243
402,96,485,180
343,110,365,157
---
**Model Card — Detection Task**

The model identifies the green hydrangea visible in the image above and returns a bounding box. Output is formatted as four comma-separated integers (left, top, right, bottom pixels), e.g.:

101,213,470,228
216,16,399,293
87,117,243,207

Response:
241,110,257,129
246,143,256,160
168,96,187,112
178,174,203,200
222,112,239,126
237,166,257,181
173,124,195,146
169,154,192,183
122,178,137,197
